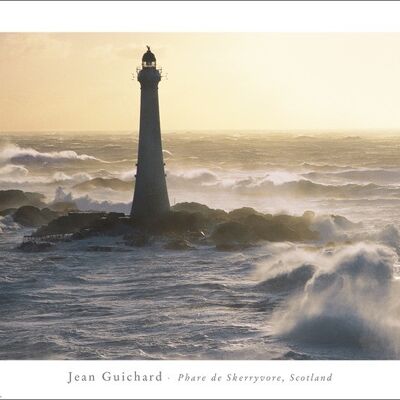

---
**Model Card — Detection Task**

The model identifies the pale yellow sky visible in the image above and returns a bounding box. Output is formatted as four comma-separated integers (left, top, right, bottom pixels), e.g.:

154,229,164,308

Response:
1,32,400,132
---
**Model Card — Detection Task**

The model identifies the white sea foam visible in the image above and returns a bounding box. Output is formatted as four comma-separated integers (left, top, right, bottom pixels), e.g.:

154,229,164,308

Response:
2,132,400,360
262,243,400,356
0,215,20,232
303,168,400,185
53,187,131,213
0,143,102,165
0,164,29,179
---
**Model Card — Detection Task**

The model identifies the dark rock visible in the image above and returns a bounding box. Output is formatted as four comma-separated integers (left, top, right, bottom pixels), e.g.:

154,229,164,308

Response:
35,212,108,236
186,230,207,242
172,202,228,223
18,241,54,252
244,214,300,241
0,208,16,217
71,229,92,240
83,214,131,237
32,202,319,248
247,214,317,242
13,206,60,227
150,210,207,235
211,213,317,246
211,221,254,246
228,207,263,220
164,239,195,250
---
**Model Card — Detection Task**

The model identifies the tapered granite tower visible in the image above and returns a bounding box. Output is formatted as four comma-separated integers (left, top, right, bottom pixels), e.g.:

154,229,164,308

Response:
131,46,170,218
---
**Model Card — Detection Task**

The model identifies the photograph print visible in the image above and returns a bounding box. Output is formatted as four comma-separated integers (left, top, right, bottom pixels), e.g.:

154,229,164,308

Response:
1,32,400,361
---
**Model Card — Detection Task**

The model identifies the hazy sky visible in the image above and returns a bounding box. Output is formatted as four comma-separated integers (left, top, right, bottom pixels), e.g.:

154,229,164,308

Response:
1,32,400,132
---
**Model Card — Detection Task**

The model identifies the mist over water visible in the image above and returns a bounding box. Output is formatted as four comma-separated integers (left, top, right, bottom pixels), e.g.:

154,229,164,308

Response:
2,131,400,359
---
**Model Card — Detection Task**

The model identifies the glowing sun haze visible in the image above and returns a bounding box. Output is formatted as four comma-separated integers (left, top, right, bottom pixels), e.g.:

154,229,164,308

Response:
1,32,400,132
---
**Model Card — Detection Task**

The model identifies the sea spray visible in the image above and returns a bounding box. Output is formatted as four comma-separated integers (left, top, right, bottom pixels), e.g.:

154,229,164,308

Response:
3,132,400,359
265,243,400,356
53,187,131,214
0,143,102,164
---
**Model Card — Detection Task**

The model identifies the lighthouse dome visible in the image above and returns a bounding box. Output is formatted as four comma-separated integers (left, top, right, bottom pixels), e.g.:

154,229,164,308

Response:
142,46,156,67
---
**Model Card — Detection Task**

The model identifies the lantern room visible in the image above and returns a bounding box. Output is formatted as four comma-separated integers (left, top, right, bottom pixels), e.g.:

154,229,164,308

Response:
142,46,156,68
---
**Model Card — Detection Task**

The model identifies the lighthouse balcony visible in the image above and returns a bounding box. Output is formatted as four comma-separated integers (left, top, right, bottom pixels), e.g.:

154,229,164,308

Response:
136,66,163,74
142,61,156,68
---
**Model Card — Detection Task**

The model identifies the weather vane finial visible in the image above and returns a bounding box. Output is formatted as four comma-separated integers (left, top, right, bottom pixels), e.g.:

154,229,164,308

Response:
146,45,150,51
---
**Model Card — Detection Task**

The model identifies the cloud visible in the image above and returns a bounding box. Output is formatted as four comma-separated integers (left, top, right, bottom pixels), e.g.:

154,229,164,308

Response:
88,42,166,62
0,33,71,59
89,43,141,60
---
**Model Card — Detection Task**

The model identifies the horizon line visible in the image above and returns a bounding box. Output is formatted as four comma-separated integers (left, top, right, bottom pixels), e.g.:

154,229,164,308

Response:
2,128,400,135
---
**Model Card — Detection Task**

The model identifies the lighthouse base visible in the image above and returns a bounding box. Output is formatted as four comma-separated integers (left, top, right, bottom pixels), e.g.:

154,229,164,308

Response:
130,190,170,220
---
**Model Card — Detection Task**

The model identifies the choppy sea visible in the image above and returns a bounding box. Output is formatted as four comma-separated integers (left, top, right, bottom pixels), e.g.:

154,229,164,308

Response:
1,131,400,359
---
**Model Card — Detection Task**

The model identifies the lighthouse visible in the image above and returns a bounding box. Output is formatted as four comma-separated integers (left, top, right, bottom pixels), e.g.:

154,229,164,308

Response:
131,46,170,219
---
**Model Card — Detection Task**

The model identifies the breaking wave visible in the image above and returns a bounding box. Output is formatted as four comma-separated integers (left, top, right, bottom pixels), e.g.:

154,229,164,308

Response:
261,244,400,357
304,168,400,185
310,214,363,243
0,164,92,186
53,187,131,213
0,215,20,233
0,143,103,165
168,168,219,185
51,171,93,184
164,168,400,199
2,160,400,204
0,164,29,179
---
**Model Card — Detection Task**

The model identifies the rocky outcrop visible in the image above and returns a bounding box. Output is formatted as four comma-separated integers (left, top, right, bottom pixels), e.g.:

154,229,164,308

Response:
211,221,254,247
171,202,228,224
13,206,60,227
228,207,264,220
34,212,110,236
0,208,16,217
149,210,207,235
31,202,321,249
211,211,318,247
18,241,54,252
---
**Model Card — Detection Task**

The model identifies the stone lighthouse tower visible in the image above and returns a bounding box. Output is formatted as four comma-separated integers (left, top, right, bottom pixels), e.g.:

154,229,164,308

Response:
131,46,170,218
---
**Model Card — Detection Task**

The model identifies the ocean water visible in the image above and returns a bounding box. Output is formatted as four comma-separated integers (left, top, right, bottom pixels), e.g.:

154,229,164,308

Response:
1,131,400,359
